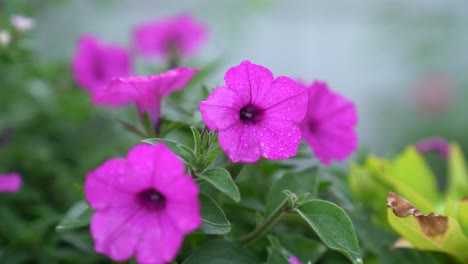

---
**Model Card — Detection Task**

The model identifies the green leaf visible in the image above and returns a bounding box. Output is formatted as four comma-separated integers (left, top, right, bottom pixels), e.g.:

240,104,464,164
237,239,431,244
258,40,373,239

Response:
459,199,468,237
203,146,222,167
182,239,259,264
387,147,441,212
296,200,362,264
176,144,197,165
266,247,289,264
198,168,241,202
387,203,468,263
265,168,318,217
447,144,468,200
56,201,93,231
190,126,202,155
142,137,179,150
199,193,231,235
279,235,327,264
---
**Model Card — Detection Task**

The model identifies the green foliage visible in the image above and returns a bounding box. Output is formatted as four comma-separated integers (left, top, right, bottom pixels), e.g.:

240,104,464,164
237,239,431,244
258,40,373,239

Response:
349,144,468,263
296,200,362,264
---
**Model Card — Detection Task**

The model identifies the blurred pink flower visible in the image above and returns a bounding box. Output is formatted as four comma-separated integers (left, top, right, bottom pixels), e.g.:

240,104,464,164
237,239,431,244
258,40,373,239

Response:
299,81,358,165
288,256,302,264
412,72,454,114
92,67,198,130
85,143,201,264
414,137,449,160
72,35,131,95
0,172,22,193
133,13,207,61
199,60,308,163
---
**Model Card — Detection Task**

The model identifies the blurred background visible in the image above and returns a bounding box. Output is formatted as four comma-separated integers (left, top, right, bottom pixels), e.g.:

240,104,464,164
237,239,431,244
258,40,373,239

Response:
2,0,468,263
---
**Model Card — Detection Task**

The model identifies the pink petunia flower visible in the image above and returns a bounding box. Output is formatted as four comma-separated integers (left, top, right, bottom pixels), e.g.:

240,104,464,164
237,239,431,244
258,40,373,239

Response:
414,137,449,160
72,35,131,95
85,143,201,264
92,67,198,131
199,60,308,163
133,13,207,61
0,172,22,193
299,81,358,165
288,256,303,264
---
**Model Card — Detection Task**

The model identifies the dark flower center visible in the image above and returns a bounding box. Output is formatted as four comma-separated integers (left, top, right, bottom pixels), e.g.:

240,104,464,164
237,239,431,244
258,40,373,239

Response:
308,119,319,134
137,189,166,210
240,104,263,124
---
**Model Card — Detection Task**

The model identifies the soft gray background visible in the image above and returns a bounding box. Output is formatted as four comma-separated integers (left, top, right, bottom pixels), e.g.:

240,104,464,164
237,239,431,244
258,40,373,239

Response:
35,0,468,156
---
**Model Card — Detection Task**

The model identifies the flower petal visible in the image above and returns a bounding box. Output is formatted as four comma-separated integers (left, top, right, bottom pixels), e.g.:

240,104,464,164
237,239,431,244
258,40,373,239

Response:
262,76,308,122
0,172,21,193
127,143,185,191
199,86,243,130
163,176,201,232
91,78,139,107
218,124,261,163
91,207,145,262
224,60,274,106
305,127,357,165
85,158,140,210
157,67,199,96
256,120,302,160
135,213,184,264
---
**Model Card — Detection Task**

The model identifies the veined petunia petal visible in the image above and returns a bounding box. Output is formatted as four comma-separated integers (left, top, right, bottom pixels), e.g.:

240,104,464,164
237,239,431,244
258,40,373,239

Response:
218,124,261,163
262,76,308,123
156,67,199,96
256,119,302,160
224,60,274,106
163,176,201,232
136,213,184,264
199,86,243,130
85,158,141,210
91,207,145,262
91,78,140,107
147,144,185,191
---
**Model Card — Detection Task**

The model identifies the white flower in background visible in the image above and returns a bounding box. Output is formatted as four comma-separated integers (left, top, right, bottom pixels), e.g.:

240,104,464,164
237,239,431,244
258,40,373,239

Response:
10,15,35,32
0,30,11,47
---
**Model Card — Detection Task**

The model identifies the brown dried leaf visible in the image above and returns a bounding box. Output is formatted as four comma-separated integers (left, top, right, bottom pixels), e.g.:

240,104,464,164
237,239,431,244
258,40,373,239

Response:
387,192,448,238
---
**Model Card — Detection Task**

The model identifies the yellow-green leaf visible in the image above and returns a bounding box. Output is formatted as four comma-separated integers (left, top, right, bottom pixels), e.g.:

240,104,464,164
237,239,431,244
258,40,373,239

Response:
447,144,468,200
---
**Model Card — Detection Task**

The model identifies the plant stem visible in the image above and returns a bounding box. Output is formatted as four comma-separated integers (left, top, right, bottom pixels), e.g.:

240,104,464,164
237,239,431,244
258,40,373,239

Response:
237,197,291,245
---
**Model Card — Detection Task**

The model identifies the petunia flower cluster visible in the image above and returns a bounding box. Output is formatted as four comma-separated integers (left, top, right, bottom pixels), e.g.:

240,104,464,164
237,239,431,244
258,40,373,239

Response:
76,12,359,264
199,60,358,164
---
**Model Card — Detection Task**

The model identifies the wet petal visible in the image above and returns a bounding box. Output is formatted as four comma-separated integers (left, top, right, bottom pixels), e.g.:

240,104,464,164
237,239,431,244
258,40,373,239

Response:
136,213,184,264
85,158,143,209
218,124,260,163
149,144,185,190
91,207,145,262
91,78,139,107
256,120,302,160
163,176,201,232
224,60,274,106
262,76,308,123
199,87,243,130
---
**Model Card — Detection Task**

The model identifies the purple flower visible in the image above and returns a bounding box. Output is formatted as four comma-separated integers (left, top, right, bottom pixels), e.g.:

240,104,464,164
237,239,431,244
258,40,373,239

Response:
199,60,308,163
92,67,198,130
414,137,449,160
72,35,131,95
288,256,303,264
0,172,21,193
133,13,207,61
85,143,201,264
299,81,358,165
